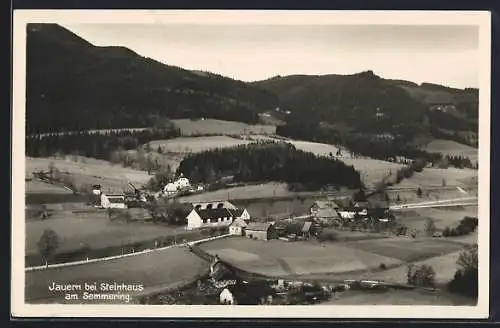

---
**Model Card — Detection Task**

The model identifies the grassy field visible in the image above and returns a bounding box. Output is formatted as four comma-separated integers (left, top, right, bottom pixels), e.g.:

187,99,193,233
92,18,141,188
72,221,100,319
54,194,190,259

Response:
342,237,463,263
424,139,478,163
395,168,478,189
25,180,72,194
200,237,402,277
322,288,475,305
393,206,478,232
148,136,252,154
25,246,208,304
171,119,276,136
26,211,186,256
26,156,151,192
178,183,295,203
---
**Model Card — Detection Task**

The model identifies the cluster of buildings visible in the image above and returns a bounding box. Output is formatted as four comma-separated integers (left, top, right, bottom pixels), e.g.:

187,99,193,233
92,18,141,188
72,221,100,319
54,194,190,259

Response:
185,200,278,241
309,198,394,226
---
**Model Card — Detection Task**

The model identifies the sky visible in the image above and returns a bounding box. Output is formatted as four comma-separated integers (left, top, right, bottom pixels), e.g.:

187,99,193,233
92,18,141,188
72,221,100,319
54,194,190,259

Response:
63,24,479,89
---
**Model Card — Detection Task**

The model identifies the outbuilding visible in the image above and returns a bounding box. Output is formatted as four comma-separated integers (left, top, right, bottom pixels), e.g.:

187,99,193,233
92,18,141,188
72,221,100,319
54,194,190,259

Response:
245,222,277,241
100,194,127,209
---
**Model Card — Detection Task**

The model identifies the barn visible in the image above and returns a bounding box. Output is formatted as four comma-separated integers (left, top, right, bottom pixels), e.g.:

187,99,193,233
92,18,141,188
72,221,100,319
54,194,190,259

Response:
245,222,277,241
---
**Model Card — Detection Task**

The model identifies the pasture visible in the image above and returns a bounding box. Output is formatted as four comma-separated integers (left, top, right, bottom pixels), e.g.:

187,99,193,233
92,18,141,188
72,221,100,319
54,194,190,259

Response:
393,205,478,234
395,168,478,189
171,119,276,136
26,211,186,256
200,237,402,277
26,156,151,192
357,250,465,286
25,246,208,303
178,183,295,203
342,237,463,263
424,139,478,163
25,180,72,194
148,136,252,154
323,288,475,306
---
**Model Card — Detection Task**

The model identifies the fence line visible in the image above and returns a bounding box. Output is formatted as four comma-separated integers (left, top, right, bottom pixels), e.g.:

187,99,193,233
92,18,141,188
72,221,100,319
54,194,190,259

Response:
25,234,231,272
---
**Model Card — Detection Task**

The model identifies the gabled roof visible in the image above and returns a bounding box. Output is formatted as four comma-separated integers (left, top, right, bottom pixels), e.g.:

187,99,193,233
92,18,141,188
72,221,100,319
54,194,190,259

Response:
315,208,338,218
196,208,233,220
246,222,273,231
228,208,246,217
230,217,248,227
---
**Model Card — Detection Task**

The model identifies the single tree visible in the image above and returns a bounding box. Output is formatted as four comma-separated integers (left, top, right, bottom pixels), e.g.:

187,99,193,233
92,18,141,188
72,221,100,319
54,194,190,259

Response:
37,229,59,267
424,218,437,237
416,187,423,197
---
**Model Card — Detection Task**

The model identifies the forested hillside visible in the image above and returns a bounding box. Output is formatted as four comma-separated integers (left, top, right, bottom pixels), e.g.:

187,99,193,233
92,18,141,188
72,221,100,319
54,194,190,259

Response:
177,141,363,190
26,24,278,134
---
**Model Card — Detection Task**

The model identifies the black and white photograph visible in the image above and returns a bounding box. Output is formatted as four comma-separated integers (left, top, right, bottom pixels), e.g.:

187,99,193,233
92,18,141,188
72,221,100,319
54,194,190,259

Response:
11,10,491,318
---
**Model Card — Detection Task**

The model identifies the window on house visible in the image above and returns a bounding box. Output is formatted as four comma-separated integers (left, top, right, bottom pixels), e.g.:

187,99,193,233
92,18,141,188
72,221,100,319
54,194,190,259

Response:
195,205,201,210
206,204,213,209
217,203,224,209
202,219,208,223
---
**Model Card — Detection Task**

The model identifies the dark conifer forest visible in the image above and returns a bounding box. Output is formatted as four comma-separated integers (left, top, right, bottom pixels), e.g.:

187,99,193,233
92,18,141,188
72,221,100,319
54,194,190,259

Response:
176,141,363,189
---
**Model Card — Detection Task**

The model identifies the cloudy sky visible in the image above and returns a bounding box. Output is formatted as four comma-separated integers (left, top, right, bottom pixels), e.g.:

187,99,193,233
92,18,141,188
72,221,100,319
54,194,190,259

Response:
63,24,479,89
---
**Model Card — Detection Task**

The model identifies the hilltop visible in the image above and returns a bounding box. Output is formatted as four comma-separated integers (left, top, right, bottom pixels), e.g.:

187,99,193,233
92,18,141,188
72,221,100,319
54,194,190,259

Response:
26,24,279,134
253,71,478,146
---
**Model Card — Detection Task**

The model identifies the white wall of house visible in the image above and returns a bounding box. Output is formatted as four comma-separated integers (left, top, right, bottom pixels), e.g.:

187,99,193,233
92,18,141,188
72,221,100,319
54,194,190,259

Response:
186,210,203,230
220,288,235,305
229,226,243,236
100,194,126,209
338,210,356,219
186,210,234,230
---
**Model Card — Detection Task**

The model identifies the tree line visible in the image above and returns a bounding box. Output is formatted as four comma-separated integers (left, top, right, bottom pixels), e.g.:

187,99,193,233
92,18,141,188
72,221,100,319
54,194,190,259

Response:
176,141,363,190
25,121,180,162
276,123,477,170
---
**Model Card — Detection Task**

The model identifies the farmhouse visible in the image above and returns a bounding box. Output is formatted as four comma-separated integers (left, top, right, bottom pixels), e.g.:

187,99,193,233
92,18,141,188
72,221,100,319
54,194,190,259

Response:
100,194,127,209
314,208,339,224
229,217,248,236
163,176,191,194
186,208,234,230
309,200,338,215
192,200,237,211
245,222,277,241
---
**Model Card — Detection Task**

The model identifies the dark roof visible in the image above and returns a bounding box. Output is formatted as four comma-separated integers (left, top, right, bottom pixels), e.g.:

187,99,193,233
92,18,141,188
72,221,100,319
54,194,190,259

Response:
108,197,125,204
301,221,312,233
196,208,233,220
246,222,273,231
229,208,245,217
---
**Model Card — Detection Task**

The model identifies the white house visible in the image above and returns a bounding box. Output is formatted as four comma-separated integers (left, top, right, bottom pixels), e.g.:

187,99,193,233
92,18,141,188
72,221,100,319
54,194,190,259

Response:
229,216,248,236
163,176,191,194
100,194,127,209
186,208,234,230
337,210,357,220
219,288,236,305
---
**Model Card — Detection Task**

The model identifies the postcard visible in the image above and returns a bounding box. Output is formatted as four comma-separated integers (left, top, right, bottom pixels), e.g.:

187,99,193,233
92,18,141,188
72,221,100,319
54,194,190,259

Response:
11,9,491,318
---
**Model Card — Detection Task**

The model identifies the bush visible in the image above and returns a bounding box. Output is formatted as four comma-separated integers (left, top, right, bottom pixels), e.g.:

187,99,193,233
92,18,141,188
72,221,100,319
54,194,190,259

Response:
379,263,387,270
447,244,478,298
407,264,436,288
